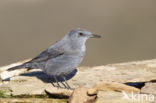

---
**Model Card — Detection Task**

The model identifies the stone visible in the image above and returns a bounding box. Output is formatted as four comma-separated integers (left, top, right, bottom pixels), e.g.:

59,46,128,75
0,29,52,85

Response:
141,82,156,95
45,86,73,97
5,77,49,96
0,69,27,80
95,91,153,103
69,59,156,88
88,81,140,95
0,70,75,97
0,98,67,103
69,87,96,103
1,59,156,98
0,72,74,97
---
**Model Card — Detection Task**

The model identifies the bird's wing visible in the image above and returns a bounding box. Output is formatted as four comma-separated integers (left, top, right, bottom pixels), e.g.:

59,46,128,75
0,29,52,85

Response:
28,49,64,63
7,49,64,71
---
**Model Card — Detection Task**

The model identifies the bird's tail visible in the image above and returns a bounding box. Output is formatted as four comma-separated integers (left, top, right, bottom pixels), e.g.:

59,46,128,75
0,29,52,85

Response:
7,64,25,71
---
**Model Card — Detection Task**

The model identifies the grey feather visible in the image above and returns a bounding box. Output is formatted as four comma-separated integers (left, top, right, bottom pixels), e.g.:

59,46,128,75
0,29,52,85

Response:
29,49,64,63
7,64,25,71
7,28,101,77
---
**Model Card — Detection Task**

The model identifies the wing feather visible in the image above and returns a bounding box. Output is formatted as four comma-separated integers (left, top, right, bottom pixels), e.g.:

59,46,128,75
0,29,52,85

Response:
28,49,64,63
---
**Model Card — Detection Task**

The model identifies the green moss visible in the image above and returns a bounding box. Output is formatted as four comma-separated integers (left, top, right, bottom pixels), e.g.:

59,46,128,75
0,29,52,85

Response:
12,94,48,98
0,90,8,98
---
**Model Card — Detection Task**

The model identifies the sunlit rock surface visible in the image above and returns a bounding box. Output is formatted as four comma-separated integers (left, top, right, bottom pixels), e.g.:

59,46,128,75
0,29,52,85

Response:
0,59,156,103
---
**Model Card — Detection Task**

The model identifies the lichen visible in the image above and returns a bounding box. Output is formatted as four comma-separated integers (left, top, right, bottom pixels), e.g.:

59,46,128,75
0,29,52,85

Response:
0,90,9,98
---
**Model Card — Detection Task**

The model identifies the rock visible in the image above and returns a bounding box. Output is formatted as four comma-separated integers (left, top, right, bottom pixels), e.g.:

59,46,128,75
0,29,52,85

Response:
95,91,153,103
0,59,31,80
0,69,27,80
0,70,74,97
45,86,73,97
0,98,67,103
70,59,156,88
141,82,156,95
1,59,156,97
4,76,50,96
88,81,140,95
0,72,74,97
69,87,96,103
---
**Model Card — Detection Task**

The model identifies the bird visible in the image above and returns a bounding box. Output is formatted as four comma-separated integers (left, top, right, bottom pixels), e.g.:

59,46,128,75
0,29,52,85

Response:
7,28,101,89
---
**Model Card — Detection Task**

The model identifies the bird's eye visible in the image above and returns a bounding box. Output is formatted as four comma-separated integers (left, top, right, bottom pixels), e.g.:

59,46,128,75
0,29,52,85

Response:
79,33,83,36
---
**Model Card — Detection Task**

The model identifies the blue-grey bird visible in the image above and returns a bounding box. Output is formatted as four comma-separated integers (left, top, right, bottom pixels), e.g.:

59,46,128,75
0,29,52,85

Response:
7,28,101,88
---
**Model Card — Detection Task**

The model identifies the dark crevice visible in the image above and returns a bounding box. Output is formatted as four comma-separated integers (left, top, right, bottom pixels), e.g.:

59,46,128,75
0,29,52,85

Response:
45,90,69,99
124,82,145,89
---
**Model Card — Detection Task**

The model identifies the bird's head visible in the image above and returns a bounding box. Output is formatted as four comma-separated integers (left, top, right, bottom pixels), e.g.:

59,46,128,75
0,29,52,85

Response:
68,28,101,43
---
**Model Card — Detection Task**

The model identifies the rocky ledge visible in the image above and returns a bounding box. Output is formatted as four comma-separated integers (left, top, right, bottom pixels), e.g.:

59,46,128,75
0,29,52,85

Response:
0,59,156,103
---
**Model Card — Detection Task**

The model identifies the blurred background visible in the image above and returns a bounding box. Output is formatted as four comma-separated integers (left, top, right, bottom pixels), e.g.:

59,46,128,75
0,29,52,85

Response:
0,0,156,66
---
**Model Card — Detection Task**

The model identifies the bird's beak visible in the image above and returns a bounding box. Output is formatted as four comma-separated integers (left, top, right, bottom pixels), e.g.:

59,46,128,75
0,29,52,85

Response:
90,34,101,38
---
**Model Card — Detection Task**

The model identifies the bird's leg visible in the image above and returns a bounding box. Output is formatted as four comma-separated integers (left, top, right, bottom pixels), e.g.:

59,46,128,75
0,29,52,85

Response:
60,81,68,88
61,75,71,89
51,82,56,87
53,76,61,88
